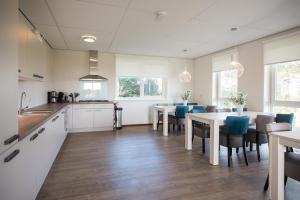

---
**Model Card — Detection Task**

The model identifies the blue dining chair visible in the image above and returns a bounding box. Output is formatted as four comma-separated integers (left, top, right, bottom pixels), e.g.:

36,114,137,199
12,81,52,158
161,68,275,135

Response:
219,116,250,167
168,105,189,135
191,106,210,153
232,107,248,112
275,113,295,152
275,113,294,125
174,103,183,106
187,102,198,106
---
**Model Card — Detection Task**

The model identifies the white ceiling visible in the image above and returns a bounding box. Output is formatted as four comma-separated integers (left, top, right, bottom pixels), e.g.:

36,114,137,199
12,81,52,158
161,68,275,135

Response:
19,0,300,58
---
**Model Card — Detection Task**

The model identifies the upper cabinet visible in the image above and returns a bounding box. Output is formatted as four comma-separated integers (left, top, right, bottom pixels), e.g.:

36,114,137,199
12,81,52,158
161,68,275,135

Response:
18,13,50,81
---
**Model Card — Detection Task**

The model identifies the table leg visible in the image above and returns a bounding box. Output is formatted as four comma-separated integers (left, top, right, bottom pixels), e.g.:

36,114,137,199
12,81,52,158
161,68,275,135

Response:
185,115,192,150
163,110,168,136
269,135,285,200
153,108,157,130
210,120,219,165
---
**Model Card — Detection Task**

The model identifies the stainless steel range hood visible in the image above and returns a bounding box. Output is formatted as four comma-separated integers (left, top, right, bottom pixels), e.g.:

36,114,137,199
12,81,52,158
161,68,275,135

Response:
79,50,108,81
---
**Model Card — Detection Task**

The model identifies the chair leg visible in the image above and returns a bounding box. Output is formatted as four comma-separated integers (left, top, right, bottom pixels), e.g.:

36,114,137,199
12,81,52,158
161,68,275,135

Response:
256,133,261,162
157,121,159,129
173,124,175,131
243,136,248,166
202,138,205,154
192,132,194,143
236,148,239,153
227,135,231,167
284,176,288,186
250,142,253,151
264,174,269,191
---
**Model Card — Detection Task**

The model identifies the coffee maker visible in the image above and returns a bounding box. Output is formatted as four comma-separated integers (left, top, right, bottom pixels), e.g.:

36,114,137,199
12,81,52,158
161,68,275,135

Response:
48,91,58,103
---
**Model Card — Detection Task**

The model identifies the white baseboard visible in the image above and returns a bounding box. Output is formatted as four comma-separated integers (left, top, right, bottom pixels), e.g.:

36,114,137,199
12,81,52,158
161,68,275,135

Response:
68,126,114,133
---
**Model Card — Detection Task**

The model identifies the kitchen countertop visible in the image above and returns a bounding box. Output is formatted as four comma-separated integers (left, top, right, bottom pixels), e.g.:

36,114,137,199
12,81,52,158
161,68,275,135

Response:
18,101,116,140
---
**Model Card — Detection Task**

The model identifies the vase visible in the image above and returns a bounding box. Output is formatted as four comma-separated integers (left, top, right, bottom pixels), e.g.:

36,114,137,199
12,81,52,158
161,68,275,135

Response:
237,105,244,115
183,100,188,106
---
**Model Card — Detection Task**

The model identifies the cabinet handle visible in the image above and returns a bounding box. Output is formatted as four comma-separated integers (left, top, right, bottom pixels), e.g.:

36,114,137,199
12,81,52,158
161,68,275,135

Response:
30,133,39,141
38,128,45,134
61,111,65,114
4,149,20,163
4,134,19,145
52,116,59,122
33,74,44,79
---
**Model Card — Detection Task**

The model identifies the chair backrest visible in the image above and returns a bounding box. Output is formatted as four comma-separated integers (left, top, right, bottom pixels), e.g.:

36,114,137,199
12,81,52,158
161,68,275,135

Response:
275,113,294,125
175,105,189,118
174,103,183,106
232,107,248,112
216,108,231,113
191,106,207,113
256,115,275,133
187,102,198,105
225,116,250,135
265,123,292,133
207,105,217,113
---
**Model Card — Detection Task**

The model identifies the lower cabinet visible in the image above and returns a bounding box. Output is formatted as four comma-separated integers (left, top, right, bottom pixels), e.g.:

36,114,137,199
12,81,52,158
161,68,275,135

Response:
0,109,66,200
70,104,114,132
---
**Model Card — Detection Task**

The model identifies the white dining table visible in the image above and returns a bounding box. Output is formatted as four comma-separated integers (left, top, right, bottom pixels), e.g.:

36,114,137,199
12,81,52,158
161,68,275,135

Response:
185,111,271,165
269,129,300,200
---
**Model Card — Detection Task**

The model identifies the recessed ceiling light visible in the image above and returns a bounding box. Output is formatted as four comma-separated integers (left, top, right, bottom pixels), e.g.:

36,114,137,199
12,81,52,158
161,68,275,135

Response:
183,49,188,52
81,35,97,43
231,27,238,31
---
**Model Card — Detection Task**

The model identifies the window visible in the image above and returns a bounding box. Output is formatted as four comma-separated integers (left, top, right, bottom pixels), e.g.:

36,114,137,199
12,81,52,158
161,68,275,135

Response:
144,78,163,96
118,76,164,98
267,60,300,127
213,70,238,107
80,81,108,100
118,77,141,97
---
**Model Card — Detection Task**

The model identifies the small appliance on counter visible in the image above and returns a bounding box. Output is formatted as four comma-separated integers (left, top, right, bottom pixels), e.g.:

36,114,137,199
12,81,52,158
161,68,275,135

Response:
57,92,66,103
68,92,80,103
48,91,58,103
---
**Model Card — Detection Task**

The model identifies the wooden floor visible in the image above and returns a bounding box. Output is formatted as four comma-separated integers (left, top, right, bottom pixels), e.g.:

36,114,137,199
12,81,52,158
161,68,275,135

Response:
37,125,300,200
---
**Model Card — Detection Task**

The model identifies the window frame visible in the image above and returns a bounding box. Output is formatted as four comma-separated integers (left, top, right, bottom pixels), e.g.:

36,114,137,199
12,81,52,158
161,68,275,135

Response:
116,76,166,100
268,60,300,113
213,69,238,107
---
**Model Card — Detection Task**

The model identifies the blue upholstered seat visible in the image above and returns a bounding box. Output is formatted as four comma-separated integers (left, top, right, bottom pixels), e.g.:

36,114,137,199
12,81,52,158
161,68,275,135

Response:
275,113,294,125
191,106,207,113
224,116,250,136
220,116,250,167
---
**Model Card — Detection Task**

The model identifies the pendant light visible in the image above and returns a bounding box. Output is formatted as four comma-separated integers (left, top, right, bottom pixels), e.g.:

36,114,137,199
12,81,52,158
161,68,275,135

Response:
179,67,192,82
229,54,244,77
228,28,245,77
179,49,192,83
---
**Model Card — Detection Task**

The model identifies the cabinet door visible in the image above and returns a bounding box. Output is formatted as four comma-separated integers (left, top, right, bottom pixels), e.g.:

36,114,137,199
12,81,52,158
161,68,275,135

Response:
18,14,30,78
66,105,73,130
0,140,36,200
26,125,49,195
73,109,93,129
93,109,114,128
0,1,18,154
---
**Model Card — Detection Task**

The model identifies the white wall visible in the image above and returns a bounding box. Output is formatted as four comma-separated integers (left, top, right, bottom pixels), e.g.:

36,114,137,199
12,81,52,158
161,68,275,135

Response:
193,55,213,105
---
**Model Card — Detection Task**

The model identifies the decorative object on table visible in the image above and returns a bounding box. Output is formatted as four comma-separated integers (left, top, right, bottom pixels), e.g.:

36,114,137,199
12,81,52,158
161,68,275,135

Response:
181,90,191,105
229,92,247,115
179,67,192,82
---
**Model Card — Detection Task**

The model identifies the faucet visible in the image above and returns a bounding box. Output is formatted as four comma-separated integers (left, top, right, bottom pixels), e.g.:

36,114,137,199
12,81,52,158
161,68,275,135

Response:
19,91,27,114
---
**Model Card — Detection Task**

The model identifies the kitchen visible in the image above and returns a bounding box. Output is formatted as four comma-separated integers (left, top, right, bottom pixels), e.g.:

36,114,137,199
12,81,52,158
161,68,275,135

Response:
1,0,300,200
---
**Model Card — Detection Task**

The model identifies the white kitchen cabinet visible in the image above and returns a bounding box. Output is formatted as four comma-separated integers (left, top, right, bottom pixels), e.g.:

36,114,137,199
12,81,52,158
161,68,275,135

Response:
18,13,48,81
70,104,114,132
66,105,73,130
0,0,18,154
0,136,36,200
73,109,94,129
93,109,114,128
